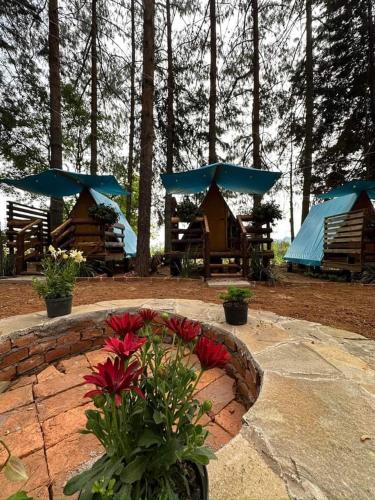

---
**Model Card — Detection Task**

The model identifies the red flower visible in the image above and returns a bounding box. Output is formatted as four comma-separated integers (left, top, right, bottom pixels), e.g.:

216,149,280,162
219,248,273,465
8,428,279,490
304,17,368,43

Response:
106,312,144,336
139,309,158,323
164,317,201,342
84,358,144,406
103,334,146,359
195,337,231,370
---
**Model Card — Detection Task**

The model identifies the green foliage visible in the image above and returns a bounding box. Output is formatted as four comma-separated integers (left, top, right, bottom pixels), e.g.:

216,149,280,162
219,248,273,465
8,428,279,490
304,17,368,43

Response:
0,228,15,276
220,286,253,303
304,271,348,283
251,201,283,224
176,197,202,223
88,204,119,226
249,251,278,284
6,492,33,500
32,248,84,299
272,240,289,266
64,319,217,499
359,266,375,284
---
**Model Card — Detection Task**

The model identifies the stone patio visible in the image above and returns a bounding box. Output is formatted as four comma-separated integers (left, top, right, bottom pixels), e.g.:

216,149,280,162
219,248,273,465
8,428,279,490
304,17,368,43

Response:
0,299,374,499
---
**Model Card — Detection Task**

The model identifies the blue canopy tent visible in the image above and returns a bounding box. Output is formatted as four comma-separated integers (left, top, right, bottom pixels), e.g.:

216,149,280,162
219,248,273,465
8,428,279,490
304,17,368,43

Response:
161,162,282,279
161,162,281,195
285,181,375,267
0,169,128,197
1,170,136,265
90,189,137,257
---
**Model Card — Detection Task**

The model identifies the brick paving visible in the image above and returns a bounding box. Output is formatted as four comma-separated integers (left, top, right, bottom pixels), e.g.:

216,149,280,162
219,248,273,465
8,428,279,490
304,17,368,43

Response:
0,349,246,499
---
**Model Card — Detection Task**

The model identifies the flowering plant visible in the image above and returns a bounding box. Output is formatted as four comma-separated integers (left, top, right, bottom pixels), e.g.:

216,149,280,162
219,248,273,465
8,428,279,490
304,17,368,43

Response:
64,310,230,499
32,246,85,299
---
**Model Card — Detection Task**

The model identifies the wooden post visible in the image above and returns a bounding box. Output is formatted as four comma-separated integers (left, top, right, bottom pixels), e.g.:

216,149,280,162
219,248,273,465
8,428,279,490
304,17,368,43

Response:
204,232,210,280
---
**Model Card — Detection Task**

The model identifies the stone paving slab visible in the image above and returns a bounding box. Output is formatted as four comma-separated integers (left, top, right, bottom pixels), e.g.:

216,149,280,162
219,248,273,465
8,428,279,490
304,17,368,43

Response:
0,299,374,499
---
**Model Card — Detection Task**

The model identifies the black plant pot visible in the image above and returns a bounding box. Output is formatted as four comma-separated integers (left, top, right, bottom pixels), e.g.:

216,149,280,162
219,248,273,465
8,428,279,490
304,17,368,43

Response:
223,301,248,325
45,295,72,318
76,461,208,500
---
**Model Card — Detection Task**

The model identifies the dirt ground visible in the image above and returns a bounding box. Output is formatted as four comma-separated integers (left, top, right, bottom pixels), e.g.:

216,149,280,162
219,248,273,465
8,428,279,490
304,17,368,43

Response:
0,277,374,339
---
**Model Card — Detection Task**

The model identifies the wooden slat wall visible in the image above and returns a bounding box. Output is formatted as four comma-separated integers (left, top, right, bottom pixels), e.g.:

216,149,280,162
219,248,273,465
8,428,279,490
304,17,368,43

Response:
323,209,373,272
6,201,51,255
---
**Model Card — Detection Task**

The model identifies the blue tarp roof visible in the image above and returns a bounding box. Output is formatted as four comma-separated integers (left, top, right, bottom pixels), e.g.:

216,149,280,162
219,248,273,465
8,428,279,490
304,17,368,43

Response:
284,193,358,266
161,163,281,195
90,189,137,257
0,169,128,197
317,179,375,200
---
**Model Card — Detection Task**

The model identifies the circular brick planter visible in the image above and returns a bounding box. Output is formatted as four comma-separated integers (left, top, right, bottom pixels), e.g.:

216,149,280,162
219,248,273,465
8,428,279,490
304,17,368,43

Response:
0,306,260,409
1,299,373,500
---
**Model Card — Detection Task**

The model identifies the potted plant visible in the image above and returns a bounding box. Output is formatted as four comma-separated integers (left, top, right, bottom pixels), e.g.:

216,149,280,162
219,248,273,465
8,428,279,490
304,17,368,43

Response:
176,197,202,223
88,204,119,228
220,286,253,325
64,309,231,499
32,246,85,318
250,201,282,225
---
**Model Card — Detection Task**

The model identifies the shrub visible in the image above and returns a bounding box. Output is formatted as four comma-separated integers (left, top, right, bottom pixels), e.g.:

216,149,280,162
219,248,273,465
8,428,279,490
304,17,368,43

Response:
250,201,282,224
88,204,119,226
220,286,253,303
176,197,202,223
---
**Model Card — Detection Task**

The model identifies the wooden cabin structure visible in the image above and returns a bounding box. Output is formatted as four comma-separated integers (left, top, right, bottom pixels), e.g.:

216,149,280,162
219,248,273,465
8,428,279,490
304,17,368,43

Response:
169,184,275,279
322,192,375,272
2,170,133,275
51,189,125,262
285,181,375,274
6,190,126,274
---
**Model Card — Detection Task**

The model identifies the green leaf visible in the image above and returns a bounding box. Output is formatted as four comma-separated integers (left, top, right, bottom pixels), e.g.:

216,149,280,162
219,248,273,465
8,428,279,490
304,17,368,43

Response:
4,456,29,482
153,410,165,425
63,455,109,495
120,456,147,484
137,429,162,448
156,439,179,469
184,446,217,465
6,492,33,500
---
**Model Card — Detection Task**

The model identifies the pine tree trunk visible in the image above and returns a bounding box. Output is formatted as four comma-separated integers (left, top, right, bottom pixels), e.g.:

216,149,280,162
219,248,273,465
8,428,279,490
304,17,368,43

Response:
252,0,261,207
164,0,175,254
136,0,155,276
48,0,63,229
301,0,314,223
289,134,295,241
126,0,136,220
208,0,217,164
367,0,375,179
90,0,98,175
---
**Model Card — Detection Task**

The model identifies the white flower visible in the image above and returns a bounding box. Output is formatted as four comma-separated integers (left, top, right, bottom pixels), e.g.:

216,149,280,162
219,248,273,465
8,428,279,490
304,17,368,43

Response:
69,249,86,263
62,253,69,260
48,245,56,255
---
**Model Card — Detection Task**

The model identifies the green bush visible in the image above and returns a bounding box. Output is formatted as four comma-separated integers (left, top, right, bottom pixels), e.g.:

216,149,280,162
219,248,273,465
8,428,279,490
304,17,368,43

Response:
88,204,119,226
220,286,253,303
272,240,289,266
176,197,202,223
251,201,283,224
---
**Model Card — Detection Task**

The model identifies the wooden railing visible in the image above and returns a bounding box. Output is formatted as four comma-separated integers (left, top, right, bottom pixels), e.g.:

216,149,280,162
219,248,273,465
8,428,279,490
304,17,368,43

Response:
237,215,274,270
51,218,125,261
8,218,44,274
5,201,50,274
